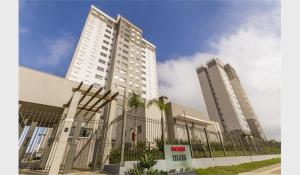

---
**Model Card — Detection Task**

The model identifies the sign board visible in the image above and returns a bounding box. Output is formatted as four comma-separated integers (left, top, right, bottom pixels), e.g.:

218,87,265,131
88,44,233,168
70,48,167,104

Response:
164,145,192,171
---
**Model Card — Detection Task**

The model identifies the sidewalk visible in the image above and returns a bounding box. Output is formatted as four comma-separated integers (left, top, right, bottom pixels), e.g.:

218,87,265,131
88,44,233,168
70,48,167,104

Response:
239,163,281,175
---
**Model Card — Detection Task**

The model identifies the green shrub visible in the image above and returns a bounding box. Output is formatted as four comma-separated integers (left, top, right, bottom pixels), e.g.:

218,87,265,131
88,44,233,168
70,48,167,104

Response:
139,153,157,170
109,149,121,164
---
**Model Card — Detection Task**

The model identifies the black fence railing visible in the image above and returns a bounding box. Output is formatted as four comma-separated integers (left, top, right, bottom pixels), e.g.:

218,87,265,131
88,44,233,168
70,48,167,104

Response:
108,116,281,164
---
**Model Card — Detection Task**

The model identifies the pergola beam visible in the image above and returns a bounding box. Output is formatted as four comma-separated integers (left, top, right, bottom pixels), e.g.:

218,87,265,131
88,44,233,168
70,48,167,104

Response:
78,84,93,104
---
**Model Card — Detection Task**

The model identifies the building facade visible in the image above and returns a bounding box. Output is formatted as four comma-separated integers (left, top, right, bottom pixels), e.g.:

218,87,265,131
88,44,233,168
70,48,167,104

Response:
196,58,252,136
66,5,159,113
224,64,267,140
197,58,267,139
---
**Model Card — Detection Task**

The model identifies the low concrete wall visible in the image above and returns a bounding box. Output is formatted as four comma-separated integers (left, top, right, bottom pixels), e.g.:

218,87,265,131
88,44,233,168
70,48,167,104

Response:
104,154,280,175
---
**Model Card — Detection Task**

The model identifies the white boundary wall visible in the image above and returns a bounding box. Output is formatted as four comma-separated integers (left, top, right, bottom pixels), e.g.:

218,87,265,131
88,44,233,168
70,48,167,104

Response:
104,154,280,175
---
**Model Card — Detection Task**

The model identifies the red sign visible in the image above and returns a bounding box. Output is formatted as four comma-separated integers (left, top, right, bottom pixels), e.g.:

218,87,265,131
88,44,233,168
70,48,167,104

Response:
171,146,186,152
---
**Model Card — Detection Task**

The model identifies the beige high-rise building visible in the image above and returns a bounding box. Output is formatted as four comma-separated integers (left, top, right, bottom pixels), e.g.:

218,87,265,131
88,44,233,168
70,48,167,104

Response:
196,58,252,136
224,64,267,140
196,58,267,139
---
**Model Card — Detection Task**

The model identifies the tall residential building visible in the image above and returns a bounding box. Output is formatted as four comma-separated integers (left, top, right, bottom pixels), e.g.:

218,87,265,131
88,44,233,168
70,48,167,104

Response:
66,5,159,117
196,58,267,139
196,58,252,136
65,5,159,150
224,64,267,140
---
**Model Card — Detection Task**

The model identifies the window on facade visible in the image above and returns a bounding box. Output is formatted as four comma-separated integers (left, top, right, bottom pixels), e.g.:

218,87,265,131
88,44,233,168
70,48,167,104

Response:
103,40,109,45
142,71,146,75
93,83,101,87
69,127,92,138
104,34,110,39
119,77,126,82
102,46,108,51
100,52,107,57
122,56,128,61
142,91,146,95
105,29,111,34
123,43,129,48
107,24,112,29
123,49,128,54
118,85,126,91
95,74,103,80
137,125,142,133
122,62,128,67
97,66,104,71
125,33,130,38
142,77,146,81
98,59,106,64
120,69,127,74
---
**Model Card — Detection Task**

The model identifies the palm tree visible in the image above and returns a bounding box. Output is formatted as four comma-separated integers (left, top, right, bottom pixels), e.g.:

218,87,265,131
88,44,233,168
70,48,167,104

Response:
147,98,168,147
128,92,145,144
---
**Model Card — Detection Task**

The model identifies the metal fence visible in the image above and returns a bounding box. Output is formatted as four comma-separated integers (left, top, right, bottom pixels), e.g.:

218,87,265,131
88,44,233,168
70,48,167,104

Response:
108,115,281,164
18,107,104,174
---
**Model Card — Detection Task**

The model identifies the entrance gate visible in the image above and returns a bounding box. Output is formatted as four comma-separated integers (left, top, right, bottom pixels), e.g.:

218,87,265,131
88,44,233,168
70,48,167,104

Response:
18,82,118,174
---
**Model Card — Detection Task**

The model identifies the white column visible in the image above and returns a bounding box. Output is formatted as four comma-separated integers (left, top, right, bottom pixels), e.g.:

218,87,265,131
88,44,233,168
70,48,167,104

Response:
102,99,116,165
48,91,81,175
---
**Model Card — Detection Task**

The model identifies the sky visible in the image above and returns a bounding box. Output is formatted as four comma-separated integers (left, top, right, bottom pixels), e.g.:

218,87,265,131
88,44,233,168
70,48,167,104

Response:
19,0,281,140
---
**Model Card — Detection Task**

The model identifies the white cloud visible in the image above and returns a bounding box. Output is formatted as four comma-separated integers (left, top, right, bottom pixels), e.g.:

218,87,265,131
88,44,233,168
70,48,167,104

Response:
158,7,281,140
36,33,75,67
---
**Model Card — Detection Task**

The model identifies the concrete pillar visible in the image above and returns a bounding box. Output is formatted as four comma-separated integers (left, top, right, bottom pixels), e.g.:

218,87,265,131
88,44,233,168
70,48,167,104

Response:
64,112,85,173
88,111,103,166
101,99,116,166
19,121,37,164
91,99,116,170
48,91,81,175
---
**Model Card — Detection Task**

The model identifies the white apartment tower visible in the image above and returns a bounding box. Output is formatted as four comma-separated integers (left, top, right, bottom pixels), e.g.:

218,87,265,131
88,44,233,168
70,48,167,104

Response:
66,5,159,108
196,58,252,136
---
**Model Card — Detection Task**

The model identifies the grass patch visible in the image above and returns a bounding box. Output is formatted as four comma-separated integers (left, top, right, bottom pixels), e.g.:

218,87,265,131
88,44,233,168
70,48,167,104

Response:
196,158,280,175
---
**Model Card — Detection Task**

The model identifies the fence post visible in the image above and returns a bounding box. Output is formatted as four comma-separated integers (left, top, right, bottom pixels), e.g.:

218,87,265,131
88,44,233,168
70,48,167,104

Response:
218,131,227,157
185,124,194,158
183,110,194,158
254,138,263,155
245,136,253,156
161,115,165,159
259,140,266,154
204,128,213,158
237,134,246,156
228,133,238,156
120,90,128,166
250,137,259,154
